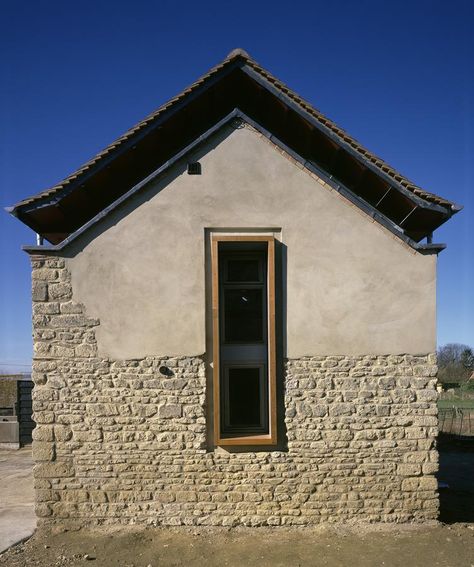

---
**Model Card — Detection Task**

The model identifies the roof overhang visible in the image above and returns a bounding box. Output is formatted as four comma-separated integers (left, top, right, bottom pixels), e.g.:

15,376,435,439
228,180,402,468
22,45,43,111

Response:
21,110,447,256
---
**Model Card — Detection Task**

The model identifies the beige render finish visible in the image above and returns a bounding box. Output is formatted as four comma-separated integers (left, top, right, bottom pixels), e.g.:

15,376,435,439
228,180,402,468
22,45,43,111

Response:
65,124,436,360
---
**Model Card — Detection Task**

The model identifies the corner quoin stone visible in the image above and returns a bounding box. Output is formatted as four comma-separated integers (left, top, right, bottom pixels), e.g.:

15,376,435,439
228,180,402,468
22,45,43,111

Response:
32,280,48,301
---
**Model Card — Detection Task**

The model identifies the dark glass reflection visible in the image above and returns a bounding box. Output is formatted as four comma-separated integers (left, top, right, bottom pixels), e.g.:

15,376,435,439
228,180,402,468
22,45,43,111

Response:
228,367,261,428
224,288,263,342
227,259,261,282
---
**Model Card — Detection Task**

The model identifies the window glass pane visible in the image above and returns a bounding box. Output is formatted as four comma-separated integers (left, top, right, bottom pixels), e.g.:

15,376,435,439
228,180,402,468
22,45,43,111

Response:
224,288,263,342
228,367,261,428
227,258,261,282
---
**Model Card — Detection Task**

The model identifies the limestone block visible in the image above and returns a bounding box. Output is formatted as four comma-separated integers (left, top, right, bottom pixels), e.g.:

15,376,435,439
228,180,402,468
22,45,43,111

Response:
73,429,103,442
36,489,58,502
62,490,89,503
32,426,54,442
34,342,51,356
59,301,84,314
87,404,118,417
49,314,86,328
32,280,48,301
32,441,56,462
130,403,157,418
329,403,355,416
33,302,60,315
50,345,75,357
422,463,439,475
54,425,73,442
48,283,73,300
32,268,58,281
34,460,74,479
416,390,438,402
418,477,438,491
397,464,421,477
48,376,66,389
51,502,77,518
75,343,98,358
35,503,52,517
33,411,55,424
34,387,58,402
89,491,108,503
45,259,65,269
159,404,182,418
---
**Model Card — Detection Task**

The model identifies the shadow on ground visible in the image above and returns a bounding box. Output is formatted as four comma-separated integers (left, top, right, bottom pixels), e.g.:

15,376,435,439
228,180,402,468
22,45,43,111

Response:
438,433,474,524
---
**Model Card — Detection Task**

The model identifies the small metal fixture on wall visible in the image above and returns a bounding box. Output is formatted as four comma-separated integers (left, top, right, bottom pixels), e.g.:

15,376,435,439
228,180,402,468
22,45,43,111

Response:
159,366,173,377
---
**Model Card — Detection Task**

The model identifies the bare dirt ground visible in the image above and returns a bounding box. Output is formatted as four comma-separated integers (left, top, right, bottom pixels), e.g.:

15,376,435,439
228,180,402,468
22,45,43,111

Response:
1,523,474,567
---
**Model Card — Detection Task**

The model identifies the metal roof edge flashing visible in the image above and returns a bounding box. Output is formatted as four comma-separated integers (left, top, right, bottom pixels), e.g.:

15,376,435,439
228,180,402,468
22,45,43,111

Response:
22,244,60,254
416,243,447,255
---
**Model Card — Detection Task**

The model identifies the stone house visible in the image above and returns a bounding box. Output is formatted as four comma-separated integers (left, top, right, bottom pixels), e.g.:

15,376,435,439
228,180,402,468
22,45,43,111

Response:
9,49,460,527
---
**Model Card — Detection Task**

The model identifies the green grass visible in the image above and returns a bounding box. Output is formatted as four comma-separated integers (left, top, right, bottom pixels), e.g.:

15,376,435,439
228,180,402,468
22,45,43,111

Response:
438,398,474,410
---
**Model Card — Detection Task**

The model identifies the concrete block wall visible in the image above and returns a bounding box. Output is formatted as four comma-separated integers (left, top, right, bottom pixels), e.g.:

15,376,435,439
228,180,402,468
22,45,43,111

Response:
30,255,439,526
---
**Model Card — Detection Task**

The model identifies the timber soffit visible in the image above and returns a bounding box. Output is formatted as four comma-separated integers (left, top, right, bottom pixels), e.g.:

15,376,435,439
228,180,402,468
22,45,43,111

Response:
9,48,460,215
21,109,446,256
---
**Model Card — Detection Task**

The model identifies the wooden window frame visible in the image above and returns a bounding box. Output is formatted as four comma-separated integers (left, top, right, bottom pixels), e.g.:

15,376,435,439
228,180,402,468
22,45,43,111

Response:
211,235,277,446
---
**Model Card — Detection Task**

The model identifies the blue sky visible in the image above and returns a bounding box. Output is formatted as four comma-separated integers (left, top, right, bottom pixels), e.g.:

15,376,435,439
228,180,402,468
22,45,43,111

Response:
0,0,472,372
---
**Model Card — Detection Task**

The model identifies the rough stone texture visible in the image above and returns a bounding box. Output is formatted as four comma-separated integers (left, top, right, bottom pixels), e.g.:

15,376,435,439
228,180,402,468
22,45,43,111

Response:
30,255,439,526
0,380,17,409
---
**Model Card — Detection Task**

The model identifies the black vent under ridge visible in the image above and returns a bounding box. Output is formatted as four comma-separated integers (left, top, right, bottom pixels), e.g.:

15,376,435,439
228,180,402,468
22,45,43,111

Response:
187,162,201,175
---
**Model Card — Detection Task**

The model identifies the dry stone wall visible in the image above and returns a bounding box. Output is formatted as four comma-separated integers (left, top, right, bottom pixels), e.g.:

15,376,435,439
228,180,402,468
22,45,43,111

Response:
31,255,439,526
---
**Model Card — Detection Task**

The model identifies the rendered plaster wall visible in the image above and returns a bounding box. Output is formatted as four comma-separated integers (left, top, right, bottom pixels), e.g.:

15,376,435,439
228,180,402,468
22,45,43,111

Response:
31,257,439,527
64,124,436,360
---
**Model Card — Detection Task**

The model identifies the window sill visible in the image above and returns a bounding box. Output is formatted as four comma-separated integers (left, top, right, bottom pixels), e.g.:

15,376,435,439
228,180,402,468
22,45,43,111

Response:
216,434,277,446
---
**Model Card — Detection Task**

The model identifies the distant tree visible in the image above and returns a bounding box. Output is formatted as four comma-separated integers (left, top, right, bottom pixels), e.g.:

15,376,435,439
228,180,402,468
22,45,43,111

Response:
461,347,474,371
437,343,474,385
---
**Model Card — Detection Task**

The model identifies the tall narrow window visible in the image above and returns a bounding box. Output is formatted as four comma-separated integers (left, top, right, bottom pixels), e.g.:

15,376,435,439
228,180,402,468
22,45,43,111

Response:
211,236,277,446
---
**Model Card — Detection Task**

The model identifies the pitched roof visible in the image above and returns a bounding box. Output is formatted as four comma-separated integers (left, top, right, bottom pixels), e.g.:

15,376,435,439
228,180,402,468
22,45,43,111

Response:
9,48,460,246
